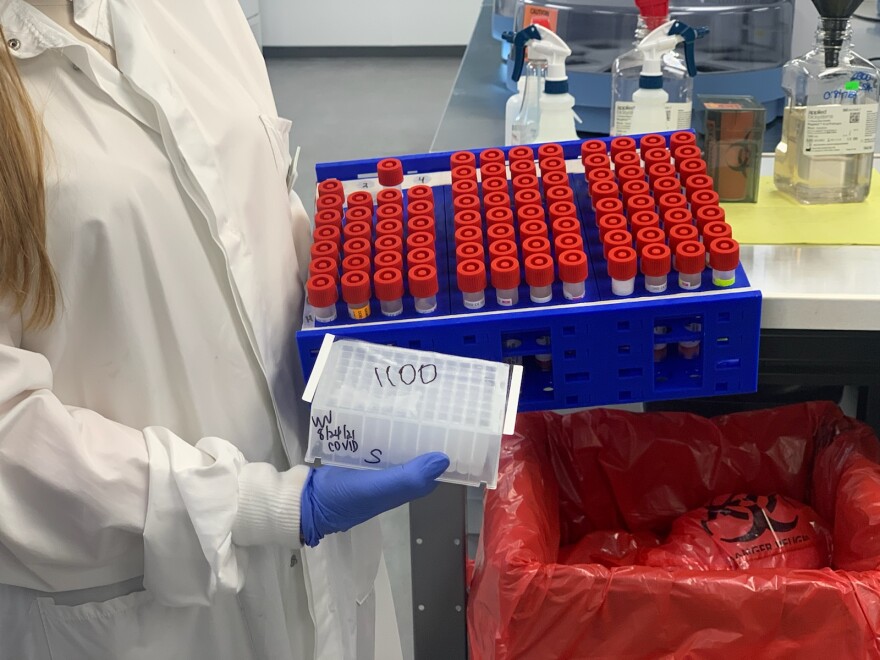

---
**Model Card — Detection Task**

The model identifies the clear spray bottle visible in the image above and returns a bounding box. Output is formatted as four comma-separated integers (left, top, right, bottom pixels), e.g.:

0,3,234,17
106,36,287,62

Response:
510,60,545,145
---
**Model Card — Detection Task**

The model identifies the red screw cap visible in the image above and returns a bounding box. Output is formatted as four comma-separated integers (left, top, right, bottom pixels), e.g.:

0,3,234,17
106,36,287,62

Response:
517,204,546,226
642,148,671,170
345,205,373,226
703,221,733,244
489,239,518,262
408,264,439,298
668,224,700,255
408,247,436,268
375,250,404,272
520,220,548,241
482,177,509,196
316,193,344,213
549,201,578,223
647,162,677,182
627,194,655,217
522,236,552,260
375,234,403,255
542,170,569,191
639,134,667,151
311,240,339,265
636,227,666,253
676,240,706,275
317,178,344,197
452,179,479,199
484,191,511,212
537,143,564,162
377,158,404,187
513,174,540,195
343,221,372,243
344,237,371,259
454,209,482,232
691,190,721,215
598,213,627,241
602,229,632,259
314,225,342,247
546,185,575,206
376,218,404,239
696,205,727,234
617,165,646,185
641,243,671,277
596,197,625,223
376,204,403,224
309,256,338,281
347,190,373,211
678,158,707,180
631,210,660,233
581,140,607,160
490,256,521,290
664,208,694,236
552,217,582,237
710,238,740,272
456,241,485,265
488,223,516,243
590,180,620,203
486,206,515,227
374,267,404,300
613,150,641,170
540,157,567,176
555,232,585,255
480,148,505,167
377,187,404,207
407,199,434,218
587,167,615,187
457,259,487,293
670,131,697,151
622,179,651,203
525,253,555,288
515,188,542,208
510,159,537,178
558,250,588,283
315,208,343,229
508,145,535,163
406,231,434,253
341,269,371,304
454,225,483,247
453,193,481,215
653,176,681,197
610,136,637,156
659,192,688,218
480,162,507,181
451,151,476,169
684,174,715,200
607,246,637,281
583,153,612,174
407,184,434,203
307,274,338,309
673,145,703,166
451,165,477,184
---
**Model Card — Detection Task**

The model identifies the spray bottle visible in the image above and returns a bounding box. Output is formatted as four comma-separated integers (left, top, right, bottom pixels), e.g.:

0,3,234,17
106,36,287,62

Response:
504,24,579,144
624,21,708,136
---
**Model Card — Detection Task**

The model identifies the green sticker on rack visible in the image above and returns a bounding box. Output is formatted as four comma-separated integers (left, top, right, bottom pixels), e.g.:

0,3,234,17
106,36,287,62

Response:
845,81,859,91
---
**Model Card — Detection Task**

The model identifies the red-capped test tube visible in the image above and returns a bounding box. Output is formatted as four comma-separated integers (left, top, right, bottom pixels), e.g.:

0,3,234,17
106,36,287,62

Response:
457,259,487,310
377,158,404,189
525,253,555,303
710,238,740,287
374,268,404,317
558,250,588,301
409,265,439,314
608,246,638,297
307,274,338,323
491,257,521,307
641,243,672,294
341,270,371,320
676,241,706,291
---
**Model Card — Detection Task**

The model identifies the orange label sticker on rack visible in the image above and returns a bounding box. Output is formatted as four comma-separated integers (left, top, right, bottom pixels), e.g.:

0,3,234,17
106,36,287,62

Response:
350,305,371,320
523,5,558,32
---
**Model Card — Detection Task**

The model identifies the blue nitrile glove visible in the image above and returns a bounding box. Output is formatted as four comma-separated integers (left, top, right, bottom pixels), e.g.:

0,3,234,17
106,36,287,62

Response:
300,453,450,547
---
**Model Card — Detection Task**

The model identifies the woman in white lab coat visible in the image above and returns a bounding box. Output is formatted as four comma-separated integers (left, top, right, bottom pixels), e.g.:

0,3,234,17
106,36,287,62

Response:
0,1,448,658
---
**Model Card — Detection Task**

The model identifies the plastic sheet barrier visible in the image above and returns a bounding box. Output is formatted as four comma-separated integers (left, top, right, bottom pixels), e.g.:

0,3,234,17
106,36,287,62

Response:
468,403,880,658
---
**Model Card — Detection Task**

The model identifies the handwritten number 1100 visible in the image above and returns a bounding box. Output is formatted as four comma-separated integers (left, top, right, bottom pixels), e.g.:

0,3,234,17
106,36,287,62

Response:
374,364,438,387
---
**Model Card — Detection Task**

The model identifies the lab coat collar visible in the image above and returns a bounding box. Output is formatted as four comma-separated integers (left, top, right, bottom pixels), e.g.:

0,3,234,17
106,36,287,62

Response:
1,0,112,59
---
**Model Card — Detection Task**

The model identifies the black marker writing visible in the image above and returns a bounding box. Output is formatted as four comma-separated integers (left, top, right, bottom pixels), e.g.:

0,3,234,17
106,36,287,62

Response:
364,449,383,465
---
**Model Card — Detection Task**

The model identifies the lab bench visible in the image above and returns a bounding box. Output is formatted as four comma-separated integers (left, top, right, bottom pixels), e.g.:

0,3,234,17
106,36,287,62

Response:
410,3,880,657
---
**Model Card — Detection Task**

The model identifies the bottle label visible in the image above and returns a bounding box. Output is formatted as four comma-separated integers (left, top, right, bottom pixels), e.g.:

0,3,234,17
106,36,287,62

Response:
350,305,370,320
802,104,879,156
613,102,692,135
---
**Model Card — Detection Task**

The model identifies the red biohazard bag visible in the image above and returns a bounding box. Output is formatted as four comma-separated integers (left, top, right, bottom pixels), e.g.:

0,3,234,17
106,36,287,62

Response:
641,493,832,570
469,403,880,659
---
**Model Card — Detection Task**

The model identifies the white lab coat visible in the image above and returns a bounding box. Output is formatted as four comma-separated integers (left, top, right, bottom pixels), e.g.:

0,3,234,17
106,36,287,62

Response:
0,1,398,658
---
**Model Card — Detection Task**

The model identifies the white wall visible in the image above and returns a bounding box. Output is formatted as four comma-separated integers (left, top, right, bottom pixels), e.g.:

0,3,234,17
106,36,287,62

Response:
260,0,482,47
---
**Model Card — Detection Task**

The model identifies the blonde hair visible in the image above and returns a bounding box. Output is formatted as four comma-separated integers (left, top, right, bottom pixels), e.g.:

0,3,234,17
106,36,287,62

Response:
0,28,56,329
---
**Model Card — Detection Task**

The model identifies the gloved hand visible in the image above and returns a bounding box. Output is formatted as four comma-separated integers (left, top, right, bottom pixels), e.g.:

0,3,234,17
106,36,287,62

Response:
300,453,450,547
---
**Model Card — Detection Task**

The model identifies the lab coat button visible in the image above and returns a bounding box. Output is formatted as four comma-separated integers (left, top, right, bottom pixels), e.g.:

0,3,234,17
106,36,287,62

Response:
7,38,21,51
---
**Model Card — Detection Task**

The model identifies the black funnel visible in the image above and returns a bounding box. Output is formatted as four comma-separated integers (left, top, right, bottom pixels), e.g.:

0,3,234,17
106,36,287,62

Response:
811,0,863,67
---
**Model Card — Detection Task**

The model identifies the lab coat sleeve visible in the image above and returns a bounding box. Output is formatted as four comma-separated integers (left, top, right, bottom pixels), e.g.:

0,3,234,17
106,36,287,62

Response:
0,303,306,607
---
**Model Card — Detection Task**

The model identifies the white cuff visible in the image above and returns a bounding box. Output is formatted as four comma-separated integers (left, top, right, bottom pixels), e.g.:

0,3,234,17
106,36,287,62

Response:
232,463,310,548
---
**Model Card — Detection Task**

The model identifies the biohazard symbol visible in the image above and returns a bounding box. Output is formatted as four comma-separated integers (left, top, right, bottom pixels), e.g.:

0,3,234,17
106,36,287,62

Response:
700,494,799,543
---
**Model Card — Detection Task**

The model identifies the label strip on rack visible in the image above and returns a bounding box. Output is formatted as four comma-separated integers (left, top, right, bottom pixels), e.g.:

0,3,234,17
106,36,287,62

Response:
302,333,336,403
503,364,524,436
